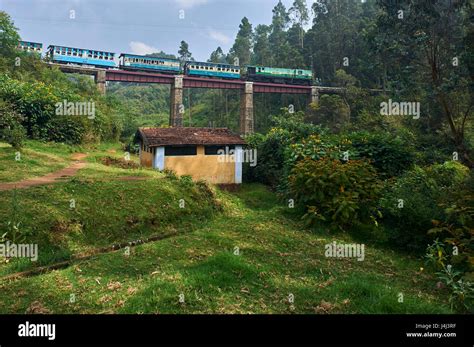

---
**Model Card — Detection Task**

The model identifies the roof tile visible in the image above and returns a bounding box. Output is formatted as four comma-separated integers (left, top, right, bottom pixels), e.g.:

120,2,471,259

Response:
137,127,246,147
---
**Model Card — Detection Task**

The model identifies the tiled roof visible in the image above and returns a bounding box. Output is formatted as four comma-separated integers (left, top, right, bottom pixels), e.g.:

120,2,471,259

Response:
136,127,246,147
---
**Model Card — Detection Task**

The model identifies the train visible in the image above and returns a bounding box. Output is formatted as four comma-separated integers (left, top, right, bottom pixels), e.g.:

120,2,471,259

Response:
18,41,313,86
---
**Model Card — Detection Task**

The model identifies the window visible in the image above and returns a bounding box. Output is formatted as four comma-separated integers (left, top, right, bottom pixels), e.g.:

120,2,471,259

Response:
165,146,197,156
205,145,235,155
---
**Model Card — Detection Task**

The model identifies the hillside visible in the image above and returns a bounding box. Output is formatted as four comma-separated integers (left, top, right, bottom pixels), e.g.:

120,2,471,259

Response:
0,140,453,314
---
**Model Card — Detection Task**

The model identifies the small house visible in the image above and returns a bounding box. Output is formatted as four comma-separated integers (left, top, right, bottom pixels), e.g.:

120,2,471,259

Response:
135,127,246,184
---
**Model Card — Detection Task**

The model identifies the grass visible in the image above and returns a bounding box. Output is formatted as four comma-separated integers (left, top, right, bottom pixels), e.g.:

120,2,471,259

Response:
0,141,75,182
0,140,453,314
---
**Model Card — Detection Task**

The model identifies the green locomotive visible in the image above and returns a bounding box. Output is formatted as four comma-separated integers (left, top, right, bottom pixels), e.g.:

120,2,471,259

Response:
245,65,313,85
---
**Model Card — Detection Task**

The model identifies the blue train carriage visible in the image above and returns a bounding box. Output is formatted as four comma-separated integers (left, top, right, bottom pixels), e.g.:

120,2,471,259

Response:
119,54,180,74
18,41,43,55
47,45,116,68
246,65,313,85
185,61,240,79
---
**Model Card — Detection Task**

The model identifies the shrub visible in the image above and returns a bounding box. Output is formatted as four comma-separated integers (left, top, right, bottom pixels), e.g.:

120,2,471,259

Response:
426,240,474,312
348,131,416,177
44,115,88,145
380,162,470,251
306,94,350,133
0,101,26,148
428,170,473,277
101,156,139,169
245,110,324,187
289,157,382,230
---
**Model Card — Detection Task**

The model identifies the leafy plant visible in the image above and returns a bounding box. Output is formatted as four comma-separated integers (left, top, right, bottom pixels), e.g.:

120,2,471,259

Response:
380,162,470,251
348,131,415,177
289,157,382,230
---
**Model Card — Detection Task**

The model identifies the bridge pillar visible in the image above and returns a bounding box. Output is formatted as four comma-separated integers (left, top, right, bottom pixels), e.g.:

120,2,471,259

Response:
95,70,106,95
309,86,319,105
240,82,254,135
170,76,184,127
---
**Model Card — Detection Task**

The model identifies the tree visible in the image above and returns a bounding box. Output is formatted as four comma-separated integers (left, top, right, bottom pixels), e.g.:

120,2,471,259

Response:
178,40,192,63
0,11,20,57
252,25,272,66
147,51,177,59
269,1,291,66
228,17,252,66
376,0,473,167
208,46,226,63
305,0,378,85
289,0,309,48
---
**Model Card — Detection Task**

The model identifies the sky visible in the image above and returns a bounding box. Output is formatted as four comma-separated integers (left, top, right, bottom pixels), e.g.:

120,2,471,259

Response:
1,0,313,62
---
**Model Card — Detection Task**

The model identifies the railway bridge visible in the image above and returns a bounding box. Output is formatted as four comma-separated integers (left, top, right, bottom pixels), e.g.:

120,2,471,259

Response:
49,63,352,135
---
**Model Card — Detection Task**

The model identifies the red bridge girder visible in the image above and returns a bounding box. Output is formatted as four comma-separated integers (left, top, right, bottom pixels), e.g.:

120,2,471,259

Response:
183,76,242,89
106,70,174,84
105,69,314,94
253,82,311,94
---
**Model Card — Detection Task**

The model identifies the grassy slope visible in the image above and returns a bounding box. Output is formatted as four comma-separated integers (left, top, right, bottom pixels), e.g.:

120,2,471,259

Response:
0,190,452,313
0,141,75,182
0,141,452,314
0,141,221,275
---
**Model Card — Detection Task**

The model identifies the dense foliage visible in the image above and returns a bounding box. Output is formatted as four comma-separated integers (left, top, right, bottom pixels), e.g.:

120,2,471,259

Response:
289,157,381,230
380,162,470,251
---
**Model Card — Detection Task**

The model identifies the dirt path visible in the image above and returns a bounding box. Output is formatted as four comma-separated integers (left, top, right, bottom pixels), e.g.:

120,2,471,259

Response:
0,153,88,191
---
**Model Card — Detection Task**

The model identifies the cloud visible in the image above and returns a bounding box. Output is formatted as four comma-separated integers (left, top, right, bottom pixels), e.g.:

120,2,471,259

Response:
129,41,159,55
174,0,209,9
208,29,231,45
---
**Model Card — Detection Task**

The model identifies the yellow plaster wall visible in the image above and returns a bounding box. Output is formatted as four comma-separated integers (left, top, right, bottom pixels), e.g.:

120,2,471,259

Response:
140,143,153,168
165,145,235,184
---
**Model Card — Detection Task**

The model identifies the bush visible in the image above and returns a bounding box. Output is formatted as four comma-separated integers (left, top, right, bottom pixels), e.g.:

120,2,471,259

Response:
289,157,382,230
380,162,470,251
348,131,416,177
44,115,88,145
245,110,324,187
0,100,26,148
428,170,473,277
306,94,350,133
0,74,119,145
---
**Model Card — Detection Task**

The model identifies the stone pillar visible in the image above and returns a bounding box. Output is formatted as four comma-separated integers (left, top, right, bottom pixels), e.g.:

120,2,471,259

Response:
170,76,184,127
240,82,254,135
95,70,106,95
309,86,319,105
